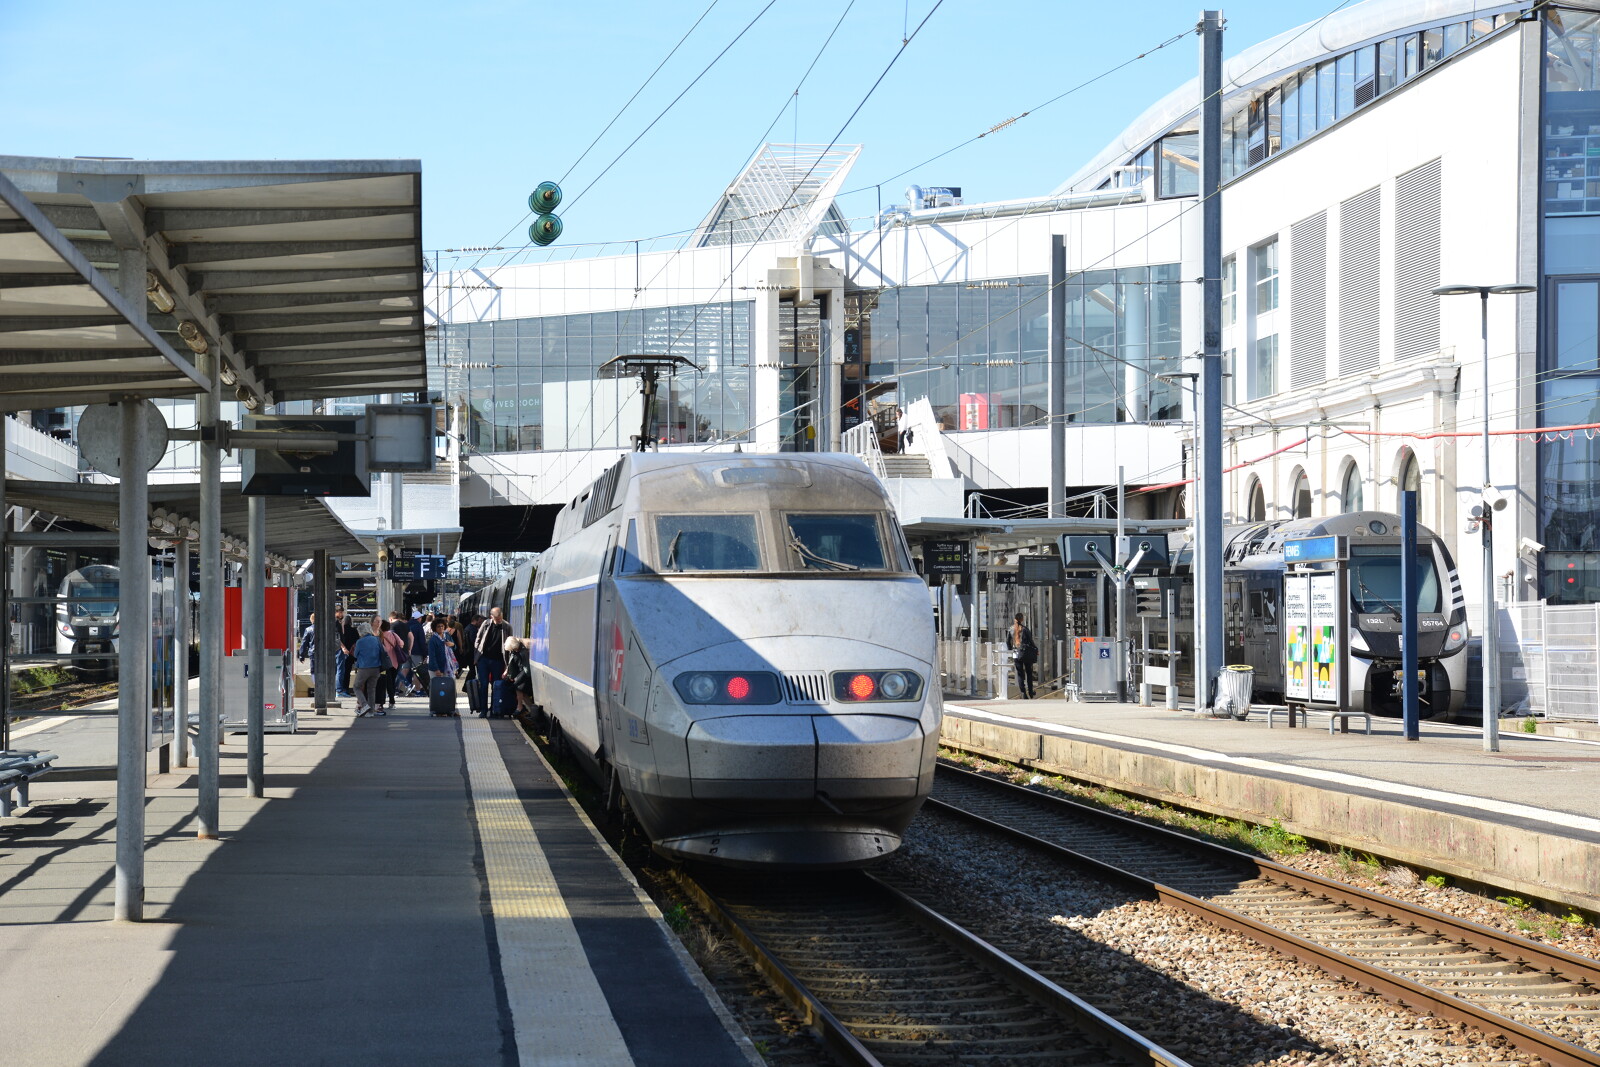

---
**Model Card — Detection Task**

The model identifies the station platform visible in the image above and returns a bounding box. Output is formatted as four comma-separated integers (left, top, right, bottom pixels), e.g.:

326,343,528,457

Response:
939,698,1600,913
0,695,757,1067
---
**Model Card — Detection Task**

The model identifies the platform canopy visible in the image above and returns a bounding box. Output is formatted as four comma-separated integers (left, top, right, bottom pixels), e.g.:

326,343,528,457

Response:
692,143,859,247
0,171,208,410
4,479,369,566
0,156,427,408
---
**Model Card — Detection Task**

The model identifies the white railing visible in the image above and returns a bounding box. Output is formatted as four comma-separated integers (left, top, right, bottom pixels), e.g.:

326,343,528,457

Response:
842,422,887,480
6,416,80,480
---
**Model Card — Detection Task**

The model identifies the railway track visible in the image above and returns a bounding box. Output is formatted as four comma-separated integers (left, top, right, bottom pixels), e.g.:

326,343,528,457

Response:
675,866,1189,1066
930,762,1600,1067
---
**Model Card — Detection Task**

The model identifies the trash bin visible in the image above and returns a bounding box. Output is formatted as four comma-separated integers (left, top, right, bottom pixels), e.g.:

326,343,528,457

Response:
1213,664,1254,719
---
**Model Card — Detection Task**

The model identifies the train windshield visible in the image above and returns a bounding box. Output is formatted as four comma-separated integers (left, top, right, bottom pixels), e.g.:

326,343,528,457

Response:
67,580,118,616
785,514,889,571
655,514,761,572
1348,548,1441,615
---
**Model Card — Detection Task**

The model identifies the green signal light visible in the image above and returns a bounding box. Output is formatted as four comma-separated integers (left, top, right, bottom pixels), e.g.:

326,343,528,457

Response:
529,214,564,246
528,181,563,214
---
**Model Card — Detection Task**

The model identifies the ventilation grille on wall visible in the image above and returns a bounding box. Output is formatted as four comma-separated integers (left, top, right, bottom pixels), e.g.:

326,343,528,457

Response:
1289,211,1326,390
1395,158,1442,360
1340,187,1381,375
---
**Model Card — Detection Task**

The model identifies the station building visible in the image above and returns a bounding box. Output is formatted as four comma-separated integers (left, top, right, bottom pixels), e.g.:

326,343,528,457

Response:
429,0,1600,616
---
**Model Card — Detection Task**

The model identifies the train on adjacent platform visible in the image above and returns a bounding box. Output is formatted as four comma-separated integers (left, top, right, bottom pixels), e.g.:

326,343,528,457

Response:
1171,511,1470,720
55,564,121,676
460,453,942,868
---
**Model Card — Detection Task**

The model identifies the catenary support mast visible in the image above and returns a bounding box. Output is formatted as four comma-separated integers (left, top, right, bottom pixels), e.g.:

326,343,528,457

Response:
1195,9,1225,709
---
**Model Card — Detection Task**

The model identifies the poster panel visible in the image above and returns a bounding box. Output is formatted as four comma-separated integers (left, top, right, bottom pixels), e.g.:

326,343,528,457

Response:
1283,575,1311,701
1309,572,1340,704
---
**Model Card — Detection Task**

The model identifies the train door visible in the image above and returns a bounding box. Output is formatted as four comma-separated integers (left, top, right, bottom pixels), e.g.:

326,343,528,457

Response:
1223,578,1247,662
594,527,621,762
1242,575,1282,691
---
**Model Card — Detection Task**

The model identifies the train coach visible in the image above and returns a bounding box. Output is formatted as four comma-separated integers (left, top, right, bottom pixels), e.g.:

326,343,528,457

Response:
465,452,941,867
1169,511,1470,721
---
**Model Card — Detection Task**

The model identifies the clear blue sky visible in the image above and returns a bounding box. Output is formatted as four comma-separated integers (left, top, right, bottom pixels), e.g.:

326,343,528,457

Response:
3,0,1335,261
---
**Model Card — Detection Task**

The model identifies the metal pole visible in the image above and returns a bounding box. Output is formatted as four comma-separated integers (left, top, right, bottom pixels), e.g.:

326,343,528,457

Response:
1166,587,1180,709
313,548,331,715
1115,465,1127,701
197,355,223,838
175,537,191,767
1195,9,1226,712
1048,235,1067,517
0,432,9,754
246,496,265,798
1480,292,1500,752
115,399,150,923
968,539,979,696
1401,489,1420,740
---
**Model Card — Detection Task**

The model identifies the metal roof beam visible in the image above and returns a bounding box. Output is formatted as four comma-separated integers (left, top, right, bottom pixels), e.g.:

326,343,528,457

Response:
0,272,88,289
205,291,420,313
223,311,422,331
0,347,156,365
249,347,425,368
0,370,190,389
146,206,413,230
236,329,417,350
276,382,428,402
0,315,131,331
186,267,418,290
166,239,413,267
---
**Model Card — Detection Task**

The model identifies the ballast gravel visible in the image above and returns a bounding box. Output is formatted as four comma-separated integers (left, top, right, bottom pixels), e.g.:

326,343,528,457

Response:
883,812,1547,1067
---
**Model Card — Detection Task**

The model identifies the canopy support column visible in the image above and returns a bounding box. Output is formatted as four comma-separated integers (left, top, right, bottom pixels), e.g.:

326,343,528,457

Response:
313,549,331,714
246,497,265,798
115,398,151,923
197,352,223,839
175,537,191,768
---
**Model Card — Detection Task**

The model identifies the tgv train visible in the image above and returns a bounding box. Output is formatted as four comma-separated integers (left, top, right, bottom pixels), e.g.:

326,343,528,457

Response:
1174,511,1469,720
55,564,120,676
464,453,941,867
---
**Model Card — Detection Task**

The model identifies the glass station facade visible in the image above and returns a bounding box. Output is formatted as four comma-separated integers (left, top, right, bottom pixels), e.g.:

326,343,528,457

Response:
1540,8,1600,602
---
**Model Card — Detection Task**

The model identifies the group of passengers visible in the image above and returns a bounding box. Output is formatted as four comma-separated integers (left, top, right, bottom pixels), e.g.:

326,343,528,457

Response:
299,605,534,718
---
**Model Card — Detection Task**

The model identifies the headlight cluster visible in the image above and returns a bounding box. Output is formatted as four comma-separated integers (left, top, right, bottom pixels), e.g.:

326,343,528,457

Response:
673,671,780,705
1442,625,1468,653
832,670,923,703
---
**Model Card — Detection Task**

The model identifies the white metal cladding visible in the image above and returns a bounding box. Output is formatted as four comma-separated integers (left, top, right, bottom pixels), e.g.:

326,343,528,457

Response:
1394,158,1443,360
783,672,828,704
1540,603,1600,722
1339,187,1382,375
1499,603,1547,716
1289,212,1327,390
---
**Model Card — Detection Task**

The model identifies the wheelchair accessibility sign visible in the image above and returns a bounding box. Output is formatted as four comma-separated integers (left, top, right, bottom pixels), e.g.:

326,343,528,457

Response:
1098,647,1111,659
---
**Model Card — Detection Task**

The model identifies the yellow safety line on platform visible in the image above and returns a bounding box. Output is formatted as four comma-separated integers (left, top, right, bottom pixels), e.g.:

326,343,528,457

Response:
461,716,635,1067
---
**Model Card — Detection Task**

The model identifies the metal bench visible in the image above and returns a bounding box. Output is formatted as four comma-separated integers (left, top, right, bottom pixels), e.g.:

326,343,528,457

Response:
0,749,58,816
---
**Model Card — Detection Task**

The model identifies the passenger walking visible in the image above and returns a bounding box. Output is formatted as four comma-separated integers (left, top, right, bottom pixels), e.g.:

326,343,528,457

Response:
352,617,386,716
377,619,407,709
1007,612,1038,699
296,611,317,664
502,637,535,718
409,610,430,689
474,606,512,717
426,619,458,717
334,606,360,697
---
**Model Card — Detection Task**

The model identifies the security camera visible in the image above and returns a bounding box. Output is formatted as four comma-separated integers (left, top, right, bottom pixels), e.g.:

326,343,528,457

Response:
1482,486,1508,512
1519,536,1545,556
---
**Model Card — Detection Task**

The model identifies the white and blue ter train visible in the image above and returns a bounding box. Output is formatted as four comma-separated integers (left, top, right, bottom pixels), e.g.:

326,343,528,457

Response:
463,453,941,868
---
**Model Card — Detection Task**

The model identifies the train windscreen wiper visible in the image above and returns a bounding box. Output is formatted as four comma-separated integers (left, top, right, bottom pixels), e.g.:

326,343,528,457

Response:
1356,575,1402,619
665,531,683,571
787,525,859,571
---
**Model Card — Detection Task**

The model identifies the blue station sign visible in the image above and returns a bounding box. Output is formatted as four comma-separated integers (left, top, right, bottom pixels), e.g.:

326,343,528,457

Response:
1283,535,1346,564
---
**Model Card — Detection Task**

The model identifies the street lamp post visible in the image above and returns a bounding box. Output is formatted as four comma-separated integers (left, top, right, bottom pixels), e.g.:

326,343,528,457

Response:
1432,283,1535,752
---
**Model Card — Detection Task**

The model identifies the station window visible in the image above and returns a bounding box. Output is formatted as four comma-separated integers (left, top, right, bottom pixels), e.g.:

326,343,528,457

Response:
1341,463,1364,513
1252,239,1279,312
1251,334,1278,399
1157,131,1199,198
1376,38,1398,95
1222,256,1237,326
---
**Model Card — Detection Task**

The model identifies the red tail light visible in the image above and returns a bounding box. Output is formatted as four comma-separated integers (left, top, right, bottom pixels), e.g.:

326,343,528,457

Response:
847,673,876,700
725,675,751,700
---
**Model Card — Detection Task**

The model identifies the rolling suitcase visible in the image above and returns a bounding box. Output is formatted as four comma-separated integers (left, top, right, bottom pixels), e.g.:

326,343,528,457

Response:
465,670,483,715
429,674,457,716
491,679,515,718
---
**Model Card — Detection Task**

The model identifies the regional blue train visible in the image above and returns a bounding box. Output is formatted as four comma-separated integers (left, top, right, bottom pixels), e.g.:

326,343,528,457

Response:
1170,511,1470,720
461,453,942,867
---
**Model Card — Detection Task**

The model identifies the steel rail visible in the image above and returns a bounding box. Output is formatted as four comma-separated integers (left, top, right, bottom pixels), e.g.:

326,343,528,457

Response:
671,869,881,1067
931,763,1600,1067
674,867,1191,1067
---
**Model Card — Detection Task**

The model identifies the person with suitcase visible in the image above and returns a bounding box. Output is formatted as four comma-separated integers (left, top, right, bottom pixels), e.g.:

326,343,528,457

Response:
473,607,512,718
502,637,535,719
427,618,459,717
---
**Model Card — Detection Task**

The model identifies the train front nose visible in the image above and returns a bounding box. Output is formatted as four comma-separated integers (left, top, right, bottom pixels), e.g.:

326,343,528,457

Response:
685,711,928,806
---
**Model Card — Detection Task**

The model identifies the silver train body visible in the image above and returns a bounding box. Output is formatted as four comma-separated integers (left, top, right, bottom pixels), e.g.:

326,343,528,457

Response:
1174,511,1469,720
467,453,941,867
55,564,120,675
